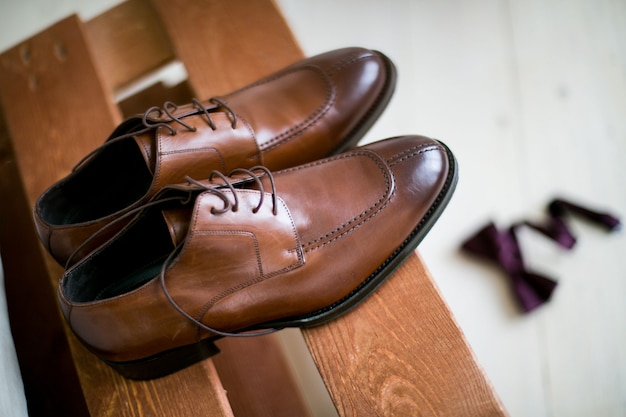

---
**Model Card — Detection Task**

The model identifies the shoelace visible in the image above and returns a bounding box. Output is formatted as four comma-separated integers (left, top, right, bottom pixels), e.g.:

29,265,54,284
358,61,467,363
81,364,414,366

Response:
64,192,194,269
65,166,277,269
160,166,282,338
68,166,282,336
143,97,237,135
72,97,237,172
184,166,278,216
462,197,621,313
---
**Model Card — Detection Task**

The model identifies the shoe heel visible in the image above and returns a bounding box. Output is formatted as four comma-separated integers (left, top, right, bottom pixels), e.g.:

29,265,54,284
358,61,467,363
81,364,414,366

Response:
103,338,221,380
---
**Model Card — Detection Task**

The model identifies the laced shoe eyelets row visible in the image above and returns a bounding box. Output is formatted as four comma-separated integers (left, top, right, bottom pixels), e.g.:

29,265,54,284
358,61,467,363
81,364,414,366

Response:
186,166,278,216
143,97,238,136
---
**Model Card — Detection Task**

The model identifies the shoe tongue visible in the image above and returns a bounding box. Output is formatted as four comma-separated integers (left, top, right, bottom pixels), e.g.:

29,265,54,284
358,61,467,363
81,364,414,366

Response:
161,207,192,246
134,132,155,174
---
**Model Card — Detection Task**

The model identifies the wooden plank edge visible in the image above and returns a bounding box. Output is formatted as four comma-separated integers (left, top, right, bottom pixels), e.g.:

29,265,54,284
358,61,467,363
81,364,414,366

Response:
301,251,508,416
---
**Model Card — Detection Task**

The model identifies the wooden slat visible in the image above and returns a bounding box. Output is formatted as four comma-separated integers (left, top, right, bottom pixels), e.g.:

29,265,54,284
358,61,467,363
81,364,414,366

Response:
0,1,508,416
302,252,508,417
0,110,90,417
0,15,120,202
117,80,194,117
150,0,304,98
152,1,508,413
85,0,175,93
213,336,312,417
147,1,315,415
0,14,234,417
70,347,234,417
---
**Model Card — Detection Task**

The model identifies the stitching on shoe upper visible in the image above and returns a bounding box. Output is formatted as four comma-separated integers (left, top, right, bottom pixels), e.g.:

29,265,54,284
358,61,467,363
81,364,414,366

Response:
220,65,335,152
387,143,444,166
326,50,374,76
232,113,263,165
298,144,446,253
300,150,394,252
189,194,304,326
152,116,258,190
285,144,457,323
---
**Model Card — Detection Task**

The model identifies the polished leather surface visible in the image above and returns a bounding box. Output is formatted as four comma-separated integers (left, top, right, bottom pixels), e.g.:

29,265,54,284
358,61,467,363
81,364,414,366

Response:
34,47,396,265
58,135,457,372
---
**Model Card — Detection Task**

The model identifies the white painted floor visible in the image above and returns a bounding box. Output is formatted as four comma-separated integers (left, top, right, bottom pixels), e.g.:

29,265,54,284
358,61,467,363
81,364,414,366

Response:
1,1,625,416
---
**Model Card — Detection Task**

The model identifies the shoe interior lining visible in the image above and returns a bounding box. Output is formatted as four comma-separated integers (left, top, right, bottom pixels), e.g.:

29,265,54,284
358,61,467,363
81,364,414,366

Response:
65,206,175,303
41,139,152,225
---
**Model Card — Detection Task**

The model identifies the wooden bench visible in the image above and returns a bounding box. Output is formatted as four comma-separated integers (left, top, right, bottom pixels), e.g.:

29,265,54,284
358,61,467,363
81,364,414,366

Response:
0,1,508,415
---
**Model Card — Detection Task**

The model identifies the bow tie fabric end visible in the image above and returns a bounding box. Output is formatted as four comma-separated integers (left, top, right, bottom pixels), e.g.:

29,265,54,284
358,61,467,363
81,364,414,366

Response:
461,198,621,314
461,222,558,313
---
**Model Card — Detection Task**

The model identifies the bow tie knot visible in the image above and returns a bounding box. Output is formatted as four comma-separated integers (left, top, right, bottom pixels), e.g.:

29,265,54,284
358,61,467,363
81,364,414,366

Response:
462,198,620,313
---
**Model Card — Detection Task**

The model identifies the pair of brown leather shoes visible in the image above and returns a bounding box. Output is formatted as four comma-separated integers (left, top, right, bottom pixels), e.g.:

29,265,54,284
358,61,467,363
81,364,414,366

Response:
35,47,458,380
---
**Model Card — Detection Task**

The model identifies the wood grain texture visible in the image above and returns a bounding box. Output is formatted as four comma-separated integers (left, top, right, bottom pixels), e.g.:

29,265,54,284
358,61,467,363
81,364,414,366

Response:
3,0,625,416
0,17,122,416
85,0,175,93
150,0,304,98
1,1,506,416
153,2,314,415
302,252,507,417
213,336,312,417
69,344,234,417
0,15,121,203
0,13,234,417
0,111,90,417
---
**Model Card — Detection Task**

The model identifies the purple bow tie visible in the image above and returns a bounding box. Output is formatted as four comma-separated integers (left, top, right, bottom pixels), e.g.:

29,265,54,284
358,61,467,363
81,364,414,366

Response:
462,198,620,313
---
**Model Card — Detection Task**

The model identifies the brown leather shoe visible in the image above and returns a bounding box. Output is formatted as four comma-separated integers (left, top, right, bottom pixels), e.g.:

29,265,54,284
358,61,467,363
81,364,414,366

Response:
34,47,396,266
58,135,457,379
